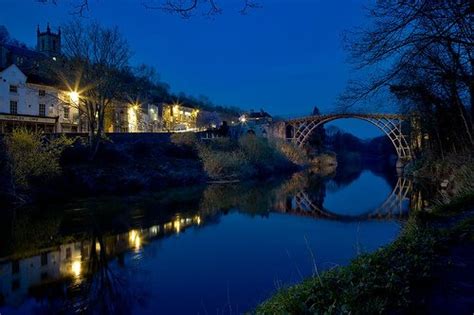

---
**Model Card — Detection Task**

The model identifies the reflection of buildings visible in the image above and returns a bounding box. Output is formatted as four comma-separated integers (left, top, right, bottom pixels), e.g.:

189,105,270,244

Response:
0,215,202,307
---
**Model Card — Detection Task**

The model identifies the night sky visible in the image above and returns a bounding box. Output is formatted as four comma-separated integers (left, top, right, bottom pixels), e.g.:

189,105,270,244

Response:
1,0,384,138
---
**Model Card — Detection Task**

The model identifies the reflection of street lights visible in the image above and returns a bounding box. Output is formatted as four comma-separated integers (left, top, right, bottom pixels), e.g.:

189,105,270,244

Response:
71,260,81,277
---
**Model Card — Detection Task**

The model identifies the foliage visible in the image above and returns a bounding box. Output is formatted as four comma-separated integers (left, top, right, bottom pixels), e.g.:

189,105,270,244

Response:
305,106,326,153
343,1,473,157
409,154,474,198
170,132,199,147
4,129,73,192
196,135,300,180
273,139,308,166
238,135,281,164
198,145,248,179
256,221,439,314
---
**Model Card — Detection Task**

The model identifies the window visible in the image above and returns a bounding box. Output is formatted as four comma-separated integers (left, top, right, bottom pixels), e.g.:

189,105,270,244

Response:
39,104,46,117
10,101,18,114
41,253,48,266
9,85,17,93
64,107,70,119
66,247,71,260
39,89,46,97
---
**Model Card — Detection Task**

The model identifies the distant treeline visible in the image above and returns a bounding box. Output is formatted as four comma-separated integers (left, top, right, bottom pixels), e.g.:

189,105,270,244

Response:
324,127,396,160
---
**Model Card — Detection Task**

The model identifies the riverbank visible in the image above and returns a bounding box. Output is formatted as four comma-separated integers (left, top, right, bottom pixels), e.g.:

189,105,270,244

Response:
256,189,474,314
0,131,306,207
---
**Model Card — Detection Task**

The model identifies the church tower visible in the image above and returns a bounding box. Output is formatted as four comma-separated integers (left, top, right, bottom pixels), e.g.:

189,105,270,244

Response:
36,23,61,57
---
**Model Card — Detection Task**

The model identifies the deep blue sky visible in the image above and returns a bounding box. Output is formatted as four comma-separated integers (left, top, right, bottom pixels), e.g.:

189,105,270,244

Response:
1,0,384,138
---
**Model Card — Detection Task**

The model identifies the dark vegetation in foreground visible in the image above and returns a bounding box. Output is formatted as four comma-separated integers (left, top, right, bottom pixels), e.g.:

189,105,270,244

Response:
256,190,474,314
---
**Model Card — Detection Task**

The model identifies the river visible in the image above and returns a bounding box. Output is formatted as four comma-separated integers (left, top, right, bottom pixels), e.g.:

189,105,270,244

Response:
0,161,414,314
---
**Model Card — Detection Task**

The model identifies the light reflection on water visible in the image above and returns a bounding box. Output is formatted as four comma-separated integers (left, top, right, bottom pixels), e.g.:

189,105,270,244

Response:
0,165,417,314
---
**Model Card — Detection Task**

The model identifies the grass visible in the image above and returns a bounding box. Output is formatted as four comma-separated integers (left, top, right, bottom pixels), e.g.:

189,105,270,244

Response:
256,219,440,314
196,135,304,180
256,192,474,315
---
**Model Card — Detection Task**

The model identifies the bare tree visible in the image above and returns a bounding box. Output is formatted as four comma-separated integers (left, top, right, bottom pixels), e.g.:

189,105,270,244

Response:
37,0,262,17
341,1,473,154
58,21,131,158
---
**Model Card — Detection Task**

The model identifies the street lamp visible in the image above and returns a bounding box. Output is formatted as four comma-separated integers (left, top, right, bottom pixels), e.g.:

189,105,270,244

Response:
69,91,80,104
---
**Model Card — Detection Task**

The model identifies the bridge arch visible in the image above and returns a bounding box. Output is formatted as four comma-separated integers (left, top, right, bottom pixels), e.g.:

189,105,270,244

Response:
286,114,412,161
286,177,412,221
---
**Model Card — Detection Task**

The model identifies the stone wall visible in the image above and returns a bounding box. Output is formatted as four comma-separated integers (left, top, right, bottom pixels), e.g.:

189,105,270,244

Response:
266,121,287,140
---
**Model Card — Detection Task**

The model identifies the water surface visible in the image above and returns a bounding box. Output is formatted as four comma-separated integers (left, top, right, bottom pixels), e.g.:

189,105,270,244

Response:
0,163,413,314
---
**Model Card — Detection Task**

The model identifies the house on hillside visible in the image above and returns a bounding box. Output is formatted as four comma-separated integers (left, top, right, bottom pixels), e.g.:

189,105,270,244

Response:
0,64,81,133
239,110,273,137
160,102,199,132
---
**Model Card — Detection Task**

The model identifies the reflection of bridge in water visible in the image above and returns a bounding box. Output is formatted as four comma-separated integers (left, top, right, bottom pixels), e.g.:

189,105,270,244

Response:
281,177,412,221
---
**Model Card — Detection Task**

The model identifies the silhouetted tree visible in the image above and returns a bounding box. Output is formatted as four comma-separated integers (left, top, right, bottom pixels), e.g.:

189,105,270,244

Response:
306,106,326,154
57,20,131,158
341,1,473,156
218,120,229,137
37,0,261,17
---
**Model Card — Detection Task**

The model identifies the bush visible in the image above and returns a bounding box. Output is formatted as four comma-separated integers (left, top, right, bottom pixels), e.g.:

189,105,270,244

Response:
273,139,309,166
256,222,439,314
197,135,299,180
198,145,248,179
239,135,280,163
4,129,73,192
170,132,198,147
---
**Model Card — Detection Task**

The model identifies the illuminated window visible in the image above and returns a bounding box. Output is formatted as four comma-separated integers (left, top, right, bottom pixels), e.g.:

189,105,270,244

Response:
64,107,70,119
39,104,46,117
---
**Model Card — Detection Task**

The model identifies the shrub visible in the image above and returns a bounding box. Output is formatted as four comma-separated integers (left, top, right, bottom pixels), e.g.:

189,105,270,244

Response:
170,132,198,147
207,137,238,152
238,135,279,164
256,221,439,314
273,139,309,166
4,129,73,192
198,145,248,179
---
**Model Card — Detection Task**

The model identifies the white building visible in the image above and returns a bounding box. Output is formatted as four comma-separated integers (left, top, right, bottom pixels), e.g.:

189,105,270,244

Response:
140,103,161,132
0,64,81,133
239,110,273,137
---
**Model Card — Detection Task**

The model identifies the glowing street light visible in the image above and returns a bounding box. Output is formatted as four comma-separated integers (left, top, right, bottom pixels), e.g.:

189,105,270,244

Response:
69,91,80,104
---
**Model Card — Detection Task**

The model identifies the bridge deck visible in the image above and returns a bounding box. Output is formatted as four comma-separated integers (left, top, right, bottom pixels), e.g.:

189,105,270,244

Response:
286,113,406,124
